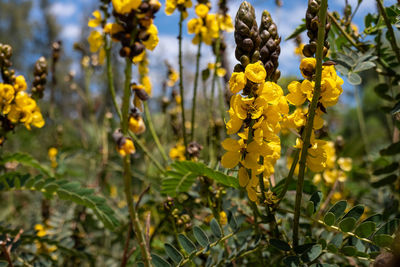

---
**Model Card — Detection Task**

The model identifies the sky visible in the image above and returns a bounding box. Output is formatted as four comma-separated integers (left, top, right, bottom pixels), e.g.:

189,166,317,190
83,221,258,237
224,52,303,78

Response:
32,0,398,97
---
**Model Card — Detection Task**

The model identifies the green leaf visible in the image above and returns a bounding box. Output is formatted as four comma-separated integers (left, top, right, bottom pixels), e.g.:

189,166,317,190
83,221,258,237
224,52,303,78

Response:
151,253,171,267
355,221,376,238
178,234,196,254
371,174,398,188
285,22,306,40
270,239,291,251
335,64,349,75
162,161,238,196
193,226,209,247
343,205,364,221
380,142,400,156
282,256,300,267
0,153,52,177
273,178,317,195
354,61,375,72
339,217,357,232
0,173,119,230
347,72,362,85
227,210,238,231
341,246,357,256
392,100,400,115
301,244,322,262
328,200,347,221
373,234,394,247
373,162,399,175
329,233,343,248
375,219,400,235
309,191,323,214
324,212,335,226
374,83,393,101
164,243,183,264
210,218,222,238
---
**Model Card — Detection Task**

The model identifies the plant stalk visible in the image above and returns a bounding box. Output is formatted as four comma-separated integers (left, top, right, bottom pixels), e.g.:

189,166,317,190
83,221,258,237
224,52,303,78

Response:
293,0,328,248
190,38,202,142
121,58,152,267
178,12,188,153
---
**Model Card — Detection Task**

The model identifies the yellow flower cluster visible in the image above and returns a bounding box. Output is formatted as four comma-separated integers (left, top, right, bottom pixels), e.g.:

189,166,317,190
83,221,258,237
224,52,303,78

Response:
112,0,141,14
221,62,288,202
167,67,179,87
0,76,45,130
129,115,146,134
165,0,192,18
169,143,186,161
34,224,57,256
187,3,233,45
284,58,344,172
117,138,136,156
313,141,352,185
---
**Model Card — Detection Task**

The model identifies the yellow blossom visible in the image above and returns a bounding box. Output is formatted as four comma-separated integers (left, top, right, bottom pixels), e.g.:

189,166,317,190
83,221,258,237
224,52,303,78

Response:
112,0,141,14
143,24,159,51
219,211,227,225
88,30,103,53
14,75,27,92
300,57,316,79
169,143,186,161
244,61,266,83
195,4,209,18
117,138,136,156
338,157,352,172
221,138,245,169
228,72,246,94
217,14,234,32
88,10,102,28
129,116,146,134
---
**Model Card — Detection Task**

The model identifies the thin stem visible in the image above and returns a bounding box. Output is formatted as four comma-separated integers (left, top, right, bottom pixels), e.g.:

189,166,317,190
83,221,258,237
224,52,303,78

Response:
328,13,363,52
277,149,300,200
353,85,370,155
121,58,152,267
293,0,328,248
349,1,361,23
105,37,122,119
376,0,400,64
190,39,202,142
178,12,188,152
143,101,169,162
104,37,164,172
177,232,235,267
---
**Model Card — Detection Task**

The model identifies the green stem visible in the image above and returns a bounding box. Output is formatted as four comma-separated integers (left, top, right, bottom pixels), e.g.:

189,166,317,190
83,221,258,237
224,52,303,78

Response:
376,0,400,64
121,58,152,267
293,0,328,248
178,12,188,153
190,39,202,142
328,13,363,52
277,149,300,201
104,37,164,172
143,101,169,162
105,37,122,119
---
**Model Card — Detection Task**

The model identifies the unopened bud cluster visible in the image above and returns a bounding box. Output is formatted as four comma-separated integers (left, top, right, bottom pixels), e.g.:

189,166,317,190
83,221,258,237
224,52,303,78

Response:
32,57,48,99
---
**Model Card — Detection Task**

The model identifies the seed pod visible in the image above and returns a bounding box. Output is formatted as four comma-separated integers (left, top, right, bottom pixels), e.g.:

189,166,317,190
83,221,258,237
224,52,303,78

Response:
234,1,260,67
258,10,281,82
303,0,331,57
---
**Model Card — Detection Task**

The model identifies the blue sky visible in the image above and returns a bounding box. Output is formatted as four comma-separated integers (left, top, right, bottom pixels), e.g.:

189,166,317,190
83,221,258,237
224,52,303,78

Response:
33,0,397,97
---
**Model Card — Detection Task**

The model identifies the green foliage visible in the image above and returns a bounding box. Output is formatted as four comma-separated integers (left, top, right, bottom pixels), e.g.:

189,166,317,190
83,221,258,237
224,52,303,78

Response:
0,172,119,230
161,161,238,197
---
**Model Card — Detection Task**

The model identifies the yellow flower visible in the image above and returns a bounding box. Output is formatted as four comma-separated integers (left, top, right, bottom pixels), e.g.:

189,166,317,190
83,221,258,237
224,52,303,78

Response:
34,224,47,237
221,138,245,169
103,23,124,41
129,116,146,134
169,143,186,161
258,81,283,105
88,30,103,53
244,61,266,83
286,81,306,106
142,75,152,95
219,211,227,225
14,75,27,92
217,14,234,32
187,18,203,35
195,4,209,18
0,84,15,104
228,72,246,94
165,0,177,15
88,10,102,28
117,138,136,156
338,157,352,172
294,43,305,57
48,147,58,159
167,69,179,87
143,24,159,51
324,141,336,169
112,0,141,14
300,57,316,79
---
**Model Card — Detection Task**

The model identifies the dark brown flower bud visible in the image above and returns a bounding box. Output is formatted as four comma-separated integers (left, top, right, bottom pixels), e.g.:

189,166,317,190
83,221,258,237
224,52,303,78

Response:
258,10,281,82
187,141,203,158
